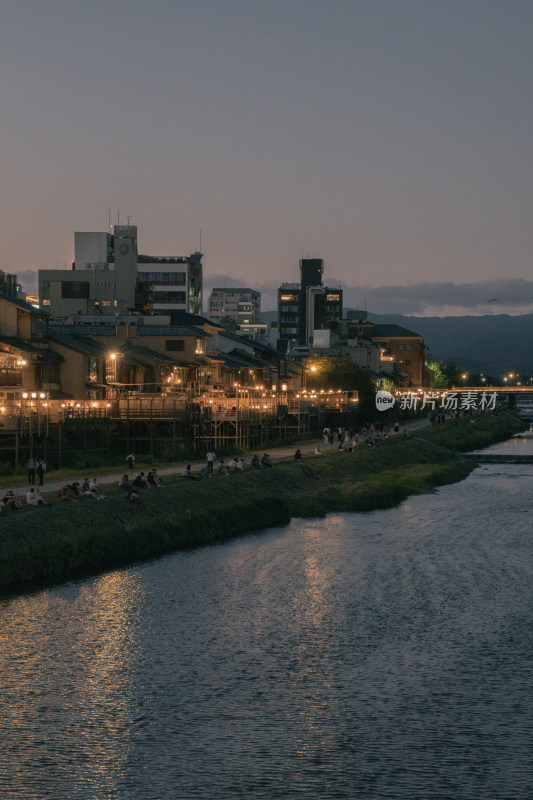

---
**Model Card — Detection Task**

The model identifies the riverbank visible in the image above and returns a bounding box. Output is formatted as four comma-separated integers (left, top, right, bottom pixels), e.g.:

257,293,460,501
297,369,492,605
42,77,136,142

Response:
0,411,523,595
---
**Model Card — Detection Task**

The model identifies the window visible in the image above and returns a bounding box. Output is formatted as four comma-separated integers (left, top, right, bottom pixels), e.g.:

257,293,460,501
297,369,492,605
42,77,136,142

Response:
166,340,185,351
41,363,59,383
61,281,89,299
152,291,186,304
139,272,186,285
88,357,99,382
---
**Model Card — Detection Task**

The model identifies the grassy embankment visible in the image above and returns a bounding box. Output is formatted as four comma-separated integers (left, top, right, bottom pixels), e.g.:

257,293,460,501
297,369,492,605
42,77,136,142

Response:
0,411,523,595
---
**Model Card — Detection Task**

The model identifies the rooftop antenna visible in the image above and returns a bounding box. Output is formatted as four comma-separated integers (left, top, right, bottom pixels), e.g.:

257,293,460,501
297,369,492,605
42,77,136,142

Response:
199,227,202,252
117,211,120,226
108,208,111,231
126,215,132,225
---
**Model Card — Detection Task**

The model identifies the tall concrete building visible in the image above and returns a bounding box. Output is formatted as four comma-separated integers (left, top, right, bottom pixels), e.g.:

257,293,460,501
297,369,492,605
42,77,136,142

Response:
39,225,203,318
208,288,261,326
278,258,342,349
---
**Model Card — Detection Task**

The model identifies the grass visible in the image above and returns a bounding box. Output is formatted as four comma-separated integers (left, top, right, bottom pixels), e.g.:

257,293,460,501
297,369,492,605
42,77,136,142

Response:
0,411,523,596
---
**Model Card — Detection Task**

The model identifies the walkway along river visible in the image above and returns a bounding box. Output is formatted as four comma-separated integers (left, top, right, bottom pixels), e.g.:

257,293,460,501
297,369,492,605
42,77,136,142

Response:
0,430,531,798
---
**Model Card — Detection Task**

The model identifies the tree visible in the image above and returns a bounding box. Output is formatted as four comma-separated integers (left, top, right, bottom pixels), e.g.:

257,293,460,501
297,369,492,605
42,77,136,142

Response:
426,360,449,388
306,355,376,418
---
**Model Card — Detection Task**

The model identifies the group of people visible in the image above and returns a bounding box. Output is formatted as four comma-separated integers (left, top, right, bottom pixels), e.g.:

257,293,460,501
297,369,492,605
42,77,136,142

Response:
118,469,165,502
251,453,272,469
57,477,106,503
27,457,47,486
9,431,414,513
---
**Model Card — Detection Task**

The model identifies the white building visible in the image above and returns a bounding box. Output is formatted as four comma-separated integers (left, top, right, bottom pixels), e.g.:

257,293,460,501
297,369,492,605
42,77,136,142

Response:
39,225,203,319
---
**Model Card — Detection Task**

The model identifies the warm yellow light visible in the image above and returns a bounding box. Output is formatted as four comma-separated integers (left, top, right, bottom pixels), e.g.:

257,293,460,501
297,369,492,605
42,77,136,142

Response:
39,392,45,399
311,366,317,372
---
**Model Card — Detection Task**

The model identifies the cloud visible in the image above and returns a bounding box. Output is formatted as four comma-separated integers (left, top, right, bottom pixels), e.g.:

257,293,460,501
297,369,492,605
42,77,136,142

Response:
207,275,533,316
338,279,533,316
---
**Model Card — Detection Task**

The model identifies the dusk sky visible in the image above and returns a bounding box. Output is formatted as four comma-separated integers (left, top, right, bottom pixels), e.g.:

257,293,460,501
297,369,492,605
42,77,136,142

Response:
1,0,532,315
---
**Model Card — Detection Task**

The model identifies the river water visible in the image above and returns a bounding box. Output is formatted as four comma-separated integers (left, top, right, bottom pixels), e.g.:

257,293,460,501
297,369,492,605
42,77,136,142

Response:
1,439,532,800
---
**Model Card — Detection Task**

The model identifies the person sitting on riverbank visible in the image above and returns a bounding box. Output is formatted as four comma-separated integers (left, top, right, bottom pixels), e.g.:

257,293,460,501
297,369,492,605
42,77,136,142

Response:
228,457,239,470
119,474,132,491
199,465,211,478
133,472,150,490
251,454,261,468
26,487,50,507
68,482,81,498
217,460,230,476
3,490,21,511
127,489,141,505
58,485,78,502
261,453,272,468
89,477,105,499
314,445,324,456
294,449,302,461
235,458,245,471
147,470,162,489
181,464,199,480
81,478,102,500
151,468,165,487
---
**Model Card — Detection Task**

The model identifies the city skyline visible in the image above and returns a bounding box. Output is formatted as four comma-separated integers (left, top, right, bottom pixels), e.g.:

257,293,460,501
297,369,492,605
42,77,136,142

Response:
2,0,532,316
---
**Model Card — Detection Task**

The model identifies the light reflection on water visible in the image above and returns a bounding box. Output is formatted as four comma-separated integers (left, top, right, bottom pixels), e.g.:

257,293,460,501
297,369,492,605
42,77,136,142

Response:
1,461,532,799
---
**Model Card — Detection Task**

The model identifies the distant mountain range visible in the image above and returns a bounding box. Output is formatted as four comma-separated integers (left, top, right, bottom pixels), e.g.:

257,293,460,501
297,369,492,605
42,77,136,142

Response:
261,310,533,376
367,313,532,376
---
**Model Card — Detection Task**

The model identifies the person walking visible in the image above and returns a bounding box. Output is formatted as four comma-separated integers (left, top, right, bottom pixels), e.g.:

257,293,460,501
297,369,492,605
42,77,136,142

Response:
27,456,36,485
127,453,135,471
36,458,46,486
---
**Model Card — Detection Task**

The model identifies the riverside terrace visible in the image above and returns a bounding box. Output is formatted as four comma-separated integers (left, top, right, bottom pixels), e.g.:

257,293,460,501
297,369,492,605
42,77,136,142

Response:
0,385,526,464
0,388,358,461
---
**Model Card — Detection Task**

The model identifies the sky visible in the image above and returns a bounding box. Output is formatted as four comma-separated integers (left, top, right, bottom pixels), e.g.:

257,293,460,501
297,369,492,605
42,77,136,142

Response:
1,0,532,315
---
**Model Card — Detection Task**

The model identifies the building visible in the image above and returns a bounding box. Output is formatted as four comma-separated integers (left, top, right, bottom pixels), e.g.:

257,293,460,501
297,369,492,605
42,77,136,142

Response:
38,225,203,318
371,324,432,387
0,270,22,300
208,288,261,326
278,258,343,349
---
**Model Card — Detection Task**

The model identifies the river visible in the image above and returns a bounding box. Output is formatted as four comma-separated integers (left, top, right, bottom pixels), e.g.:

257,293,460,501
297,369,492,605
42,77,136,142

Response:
1,438,532,799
